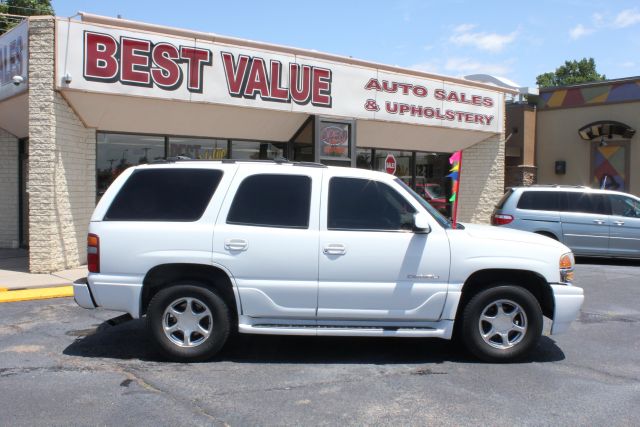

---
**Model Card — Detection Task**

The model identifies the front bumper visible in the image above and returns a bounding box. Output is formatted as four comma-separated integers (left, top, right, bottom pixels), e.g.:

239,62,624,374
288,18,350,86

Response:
550,284,584,334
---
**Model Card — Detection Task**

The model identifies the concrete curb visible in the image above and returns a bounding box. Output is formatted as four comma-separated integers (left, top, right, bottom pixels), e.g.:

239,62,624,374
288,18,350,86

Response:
0,285,74,303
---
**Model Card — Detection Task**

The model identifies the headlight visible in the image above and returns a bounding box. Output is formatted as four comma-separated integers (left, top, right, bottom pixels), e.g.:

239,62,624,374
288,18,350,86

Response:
559,253,575,283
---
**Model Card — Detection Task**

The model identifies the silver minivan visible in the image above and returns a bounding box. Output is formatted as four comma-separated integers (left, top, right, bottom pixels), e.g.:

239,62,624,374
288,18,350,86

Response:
492,186,640,258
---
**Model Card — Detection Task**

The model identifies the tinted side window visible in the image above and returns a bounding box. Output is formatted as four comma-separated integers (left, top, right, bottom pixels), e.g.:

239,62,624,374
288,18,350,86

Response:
516,191,559,211
227,174,311,228
564,192,609,215
105,169,223,221
610,195,640,218
328,177,416,231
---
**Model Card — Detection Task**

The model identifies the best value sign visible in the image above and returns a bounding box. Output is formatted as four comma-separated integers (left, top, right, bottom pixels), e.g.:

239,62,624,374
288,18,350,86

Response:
0,21,28,101
56,20,504,133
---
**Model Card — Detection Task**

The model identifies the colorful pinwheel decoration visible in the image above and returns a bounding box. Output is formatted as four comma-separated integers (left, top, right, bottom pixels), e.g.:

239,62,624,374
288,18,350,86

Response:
447,150,462,228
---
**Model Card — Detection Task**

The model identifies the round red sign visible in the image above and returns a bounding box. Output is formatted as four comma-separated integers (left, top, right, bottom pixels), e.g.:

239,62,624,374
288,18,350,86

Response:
385,154,396,175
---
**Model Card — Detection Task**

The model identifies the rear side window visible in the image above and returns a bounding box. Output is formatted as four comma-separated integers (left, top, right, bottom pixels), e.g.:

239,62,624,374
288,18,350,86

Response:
105,169,223,221
564,192,609,215
227,174,311,228
495,189,514,209
517,191,559,211
328,177,416,231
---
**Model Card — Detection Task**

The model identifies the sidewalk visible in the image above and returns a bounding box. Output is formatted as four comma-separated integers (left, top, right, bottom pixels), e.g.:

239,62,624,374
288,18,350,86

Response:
0,249,86,302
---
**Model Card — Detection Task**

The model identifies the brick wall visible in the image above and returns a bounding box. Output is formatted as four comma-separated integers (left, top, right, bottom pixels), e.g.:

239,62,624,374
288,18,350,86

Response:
0,128,19,248
457,134,505,224
28,18,96,273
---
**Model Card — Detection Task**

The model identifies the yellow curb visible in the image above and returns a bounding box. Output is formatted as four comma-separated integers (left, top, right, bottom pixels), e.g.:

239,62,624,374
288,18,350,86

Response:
0,286,74,303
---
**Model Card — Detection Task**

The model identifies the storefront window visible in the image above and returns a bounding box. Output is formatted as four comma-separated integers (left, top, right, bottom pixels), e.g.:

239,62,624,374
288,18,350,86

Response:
356,148,373,169
319,121,351,161
415,151,451,216
168,137,228,160
374,150,412,183
230,140,285,160
97,133,165,198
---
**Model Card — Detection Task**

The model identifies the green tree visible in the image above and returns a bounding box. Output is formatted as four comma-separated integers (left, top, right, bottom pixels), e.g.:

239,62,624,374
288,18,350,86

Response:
1,0,54,34
536,58,606,88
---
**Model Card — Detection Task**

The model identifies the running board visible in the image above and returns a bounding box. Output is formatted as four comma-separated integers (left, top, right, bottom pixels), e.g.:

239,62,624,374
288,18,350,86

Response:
238,322,454,339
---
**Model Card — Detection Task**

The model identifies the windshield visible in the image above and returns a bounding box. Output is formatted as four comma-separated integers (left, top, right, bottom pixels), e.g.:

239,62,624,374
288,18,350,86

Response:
394,178,452,229
424,185,444,199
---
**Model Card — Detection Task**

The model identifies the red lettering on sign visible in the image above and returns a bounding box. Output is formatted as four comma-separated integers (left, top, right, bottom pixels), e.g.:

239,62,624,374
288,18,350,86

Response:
221,52,250,96
312,67,332,107
83,31,212,92
120,37,151,86
364,78,382,91
151,43,181,89
290,63,312,105
269,61,289,102
84,31,119,81
180,46,211,93
244,57,270,99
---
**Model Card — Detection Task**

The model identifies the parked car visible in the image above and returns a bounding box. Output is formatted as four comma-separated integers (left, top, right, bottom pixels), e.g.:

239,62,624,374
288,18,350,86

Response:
74,161,583,363
492,185,640,258
400,177,449,214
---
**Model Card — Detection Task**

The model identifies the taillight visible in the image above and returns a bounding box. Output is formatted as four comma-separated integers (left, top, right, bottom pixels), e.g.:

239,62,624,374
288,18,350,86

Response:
491,213,514,225
87,233,100,273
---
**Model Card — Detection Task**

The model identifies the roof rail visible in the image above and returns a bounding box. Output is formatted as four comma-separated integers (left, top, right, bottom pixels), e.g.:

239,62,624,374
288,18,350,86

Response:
152,157,328,167
530,184,590,189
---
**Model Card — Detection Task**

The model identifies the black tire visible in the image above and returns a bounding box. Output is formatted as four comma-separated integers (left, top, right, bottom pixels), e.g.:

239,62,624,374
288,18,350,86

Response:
146,282,231,362
461,285,542,363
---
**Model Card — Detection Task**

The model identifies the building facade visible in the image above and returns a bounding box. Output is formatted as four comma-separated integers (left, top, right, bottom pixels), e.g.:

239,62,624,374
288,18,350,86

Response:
535,77,639,193
0,15,512,273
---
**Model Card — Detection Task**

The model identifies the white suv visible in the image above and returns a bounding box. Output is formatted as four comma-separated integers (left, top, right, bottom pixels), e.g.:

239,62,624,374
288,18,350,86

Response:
74,160,583,362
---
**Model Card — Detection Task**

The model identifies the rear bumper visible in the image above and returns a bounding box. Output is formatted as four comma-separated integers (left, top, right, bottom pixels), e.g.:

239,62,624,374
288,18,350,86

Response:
73,277,96,309
73,274,143,318
550,284,584,335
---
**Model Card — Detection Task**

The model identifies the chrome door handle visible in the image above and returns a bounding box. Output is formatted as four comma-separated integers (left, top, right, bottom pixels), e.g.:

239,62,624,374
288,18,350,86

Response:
323,243,346,255
614,221,625,226
593,219,605,225
224,239,248,251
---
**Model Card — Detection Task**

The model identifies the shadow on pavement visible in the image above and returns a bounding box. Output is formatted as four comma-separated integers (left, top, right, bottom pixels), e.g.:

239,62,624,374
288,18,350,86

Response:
63,316,565,365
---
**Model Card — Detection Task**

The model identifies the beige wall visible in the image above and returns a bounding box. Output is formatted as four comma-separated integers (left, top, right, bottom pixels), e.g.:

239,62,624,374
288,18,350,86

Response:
28,18,96,273
0,128,19,248
458,133,505,224
536,102,640,195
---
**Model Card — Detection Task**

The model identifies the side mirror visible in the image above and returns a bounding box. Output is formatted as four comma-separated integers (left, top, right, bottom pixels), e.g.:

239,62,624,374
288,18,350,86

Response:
413,212,431,234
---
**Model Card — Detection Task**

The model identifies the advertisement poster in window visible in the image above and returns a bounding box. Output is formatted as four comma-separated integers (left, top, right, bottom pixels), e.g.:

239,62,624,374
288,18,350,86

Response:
320,122,350,160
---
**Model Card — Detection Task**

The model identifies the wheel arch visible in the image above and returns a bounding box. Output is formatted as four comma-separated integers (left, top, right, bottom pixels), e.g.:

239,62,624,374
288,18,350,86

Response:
455,269,554,323
140,263,240,319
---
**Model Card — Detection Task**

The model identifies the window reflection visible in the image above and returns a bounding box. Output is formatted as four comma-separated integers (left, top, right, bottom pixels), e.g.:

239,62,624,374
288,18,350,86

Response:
97,133,164,198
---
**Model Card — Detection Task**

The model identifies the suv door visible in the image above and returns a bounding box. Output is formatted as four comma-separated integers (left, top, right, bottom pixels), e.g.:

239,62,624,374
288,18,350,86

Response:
560,192,610,256
317,171,450,322
608,194,640,257
213,168,322,319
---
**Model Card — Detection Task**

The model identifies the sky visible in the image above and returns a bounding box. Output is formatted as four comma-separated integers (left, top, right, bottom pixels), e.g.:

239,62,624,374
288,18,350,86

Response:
50,0,640,88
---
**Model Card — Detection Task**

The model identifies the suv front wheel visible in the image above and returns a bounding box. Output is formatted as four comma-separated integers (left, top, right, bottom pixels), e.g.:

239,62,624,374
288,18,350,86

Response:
461,285,543,362
147,282,231,362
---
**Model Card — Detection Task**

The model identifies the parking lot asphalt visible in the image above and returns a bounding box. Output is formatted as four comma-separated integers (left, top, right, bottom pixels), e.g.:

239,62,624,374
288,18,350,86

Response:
0,260,639,426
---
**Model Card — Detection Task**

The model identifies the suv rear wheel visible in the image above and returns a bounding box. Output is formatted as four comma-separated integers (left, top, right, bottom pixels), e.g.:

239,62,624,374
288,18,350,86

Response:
147,282,230,362
461,285,542,362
